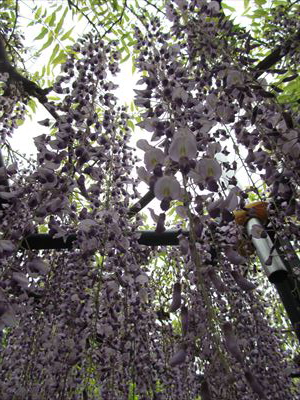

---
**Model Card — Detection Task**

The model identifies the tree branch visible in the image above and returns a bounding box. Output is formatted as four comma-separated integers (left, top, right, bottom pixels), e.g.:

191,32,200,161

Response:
67,0,99,33
101,0,127,39
8,0,19,44
254,29,300,78
128,190,155,218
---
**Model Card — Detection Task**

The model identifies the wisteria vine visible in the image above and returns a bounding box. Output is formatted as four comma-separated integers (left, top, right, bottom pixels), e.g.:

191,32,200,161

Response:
0,0,300,399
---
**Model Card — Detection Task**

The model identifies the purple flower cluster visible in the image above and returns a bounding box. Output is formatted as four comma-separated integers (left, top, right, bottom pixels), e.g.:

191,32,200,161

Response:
0,0,299,399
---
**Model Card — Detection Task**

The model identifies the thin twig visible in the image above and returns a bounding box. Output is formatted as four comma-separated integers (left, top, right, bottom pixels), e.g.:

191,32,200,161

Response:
128,190,154,218
8,0,19,44
67,0,99,33
254,28,300,78
142,0,166,16
101,0,127,39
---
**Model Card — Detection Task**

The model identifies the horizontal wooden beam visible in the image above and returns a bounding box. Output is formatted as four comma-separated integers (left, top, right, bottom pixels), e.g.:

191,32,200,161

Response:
21,230,188,250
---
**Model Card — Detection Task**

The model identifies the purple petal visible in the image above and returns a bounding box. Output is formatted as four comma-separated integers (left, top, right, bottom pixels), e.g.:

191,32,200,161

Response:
250,224,266,239
244,370,265,398
200,380,212,400
222,322,244,363
155,213,166,233
154,176,181,201
12,272,30,289
170,348,186,367
27,258,50,275
169,128,197,162
231,270,256,291
180,306,189,336
169,282,181,312
207,267,227,293
225,248,247,265
144,148,165,172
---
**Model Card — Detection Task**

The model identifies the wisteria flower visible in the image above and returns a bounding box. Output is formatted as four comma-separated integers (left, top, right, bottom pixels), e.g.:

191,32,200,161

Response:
136,166,150,184
244,369,265,398
0,240,15,256
136,139,152,151
222,321,244,364
225,247,247,265
170,345,187,367
169,282,181,312
27,257,50,275
144,148,165,172
231,270,256,291
169,128,197,162
154,176,181,201
226,69,244,87
0,302,16,329
216,104,235,123
154,175,182,210
190,158,222,185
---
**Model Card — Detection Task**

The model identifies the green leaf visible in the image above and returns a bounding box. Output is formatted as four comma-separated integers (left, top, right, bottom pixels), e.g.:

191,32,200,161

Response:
40,34,54,51
121,53,130,63
34,6,43,19
222,3,235,12
61,27,74,41
55,7,68,35
282,74,298,83
47,96,61,101
52,50,67,66
242,6,251,16
127,40,137,46
254,0,267,6
251,9,268,18
132,62,136,74
38,224,49,233
127,120,135,131
112,0,119,11
16,119,24,126
34,27,48,41
49,44,59,64
48,12,56,27
243,0,250,8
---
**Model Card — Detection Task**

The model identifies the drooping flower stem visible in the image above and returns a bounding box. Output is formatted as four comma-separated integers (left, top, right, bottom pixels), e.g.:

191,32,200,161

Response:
182,174,230,376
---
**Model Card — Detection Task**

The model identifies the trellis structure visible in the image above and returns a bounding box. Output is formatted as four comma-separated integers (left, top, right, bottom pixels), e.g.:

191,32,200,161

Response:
1,26,300,341
2,146,300,344
0,2,300,398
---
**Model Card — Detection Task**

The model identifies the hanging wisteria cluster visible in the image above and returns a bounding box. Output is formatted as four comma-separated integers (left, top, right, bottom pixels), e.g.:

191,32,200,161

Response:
0,0,299,399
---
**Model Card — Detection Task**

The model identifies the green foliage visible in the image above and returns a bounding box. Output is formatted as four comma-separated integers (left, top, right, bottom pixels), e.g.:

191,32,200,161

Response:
222,2,236,12
277,76,300,108
254,0,267,6
128,382,139,400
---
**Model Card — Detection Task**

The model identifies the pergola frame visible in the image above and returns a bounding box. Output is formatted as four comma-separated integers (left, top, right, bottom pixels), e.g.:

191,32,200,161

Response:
1,27,300,360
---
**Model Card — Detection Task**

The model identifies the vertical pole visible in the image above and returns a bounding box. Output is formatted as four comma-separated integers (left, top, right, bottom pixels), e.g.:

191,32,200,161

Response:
0,147,9,209
246,217,300,342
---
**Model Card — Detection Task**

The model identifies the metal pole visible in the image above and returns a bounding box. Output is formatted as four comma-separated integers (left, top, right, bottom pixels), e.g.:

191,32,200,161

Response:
246,217,300,342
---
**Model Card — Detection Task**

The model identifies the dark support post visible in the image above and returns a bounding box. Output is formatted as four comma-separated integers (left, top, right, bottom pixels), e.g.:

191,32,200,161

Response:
246,217,300,342
0,148,9,187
